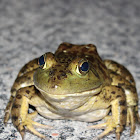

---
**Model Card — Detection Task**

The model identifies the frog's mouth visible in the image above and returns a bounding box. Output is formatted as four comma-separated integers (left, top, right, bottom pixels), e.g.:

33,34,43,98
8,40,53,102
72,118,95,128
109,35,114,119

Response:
34,83,103,100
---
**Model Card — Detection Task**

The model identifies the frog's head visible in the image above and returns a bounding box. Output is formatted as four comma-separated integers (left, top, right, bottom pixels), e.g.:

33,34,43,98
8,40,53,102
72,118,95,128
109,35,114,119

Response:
33,43,110,100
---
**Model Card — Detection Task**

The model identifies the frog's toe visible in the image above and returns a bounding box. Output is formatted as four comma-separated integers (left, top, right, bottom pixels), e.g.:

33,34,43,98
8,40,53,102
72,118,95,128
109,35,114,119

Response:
97,127,114,139
88,122,114,139
88,116,124,140
126,106,138,136
25,123,46,139
28,111,53,129
89,123,115,139
17,123,25,140
17,113,53,140
88,122,107,129
30,119,53,129
21,119,48,139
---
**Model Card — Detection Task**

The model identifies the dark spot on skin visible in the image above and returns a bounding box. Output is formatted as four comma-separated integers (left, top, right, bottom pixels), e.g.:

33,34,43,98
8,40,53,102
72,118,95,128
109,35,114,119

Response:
30,65,34,67
122,109,127,115
27,77,31,80
89,51,94,54
60,72,66,77
110,72,118,78
11,88,16,93
118,88,120,91
51,85,55,88
57,75,61,80
55,64,61,67
12,116,18,121
116,95,121,98
111,91,116,94
82,47,88,52
119,100,126,106
126,87,131,90
16,94,22,99
29,85,33,88
13,104,21,108
59,70,64,73
129,79,134,83
67,70,73,75
49,69,55,76
119,78,123,81
118,83,125,87
26,90,30,94
64,75,67,78
117,86,122,89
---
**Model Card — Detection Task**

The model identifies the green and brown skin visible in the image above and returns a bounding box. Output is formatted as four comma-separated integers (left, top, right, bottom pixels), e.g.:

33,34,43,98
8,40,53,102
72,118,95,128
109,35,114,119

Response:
4,42,140,140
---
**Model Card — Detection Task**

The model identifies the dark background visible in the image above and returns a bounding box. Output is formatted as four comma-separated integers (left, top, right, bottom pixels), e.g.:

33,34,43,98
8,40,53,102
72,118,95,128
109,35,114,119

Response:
0,0,140,139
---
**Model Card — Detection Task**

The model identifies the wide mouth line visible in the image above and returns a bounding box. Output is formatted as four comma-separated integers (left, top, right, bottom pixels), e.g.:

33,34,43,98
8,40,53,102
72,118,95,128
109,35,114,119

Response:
35,83,102,97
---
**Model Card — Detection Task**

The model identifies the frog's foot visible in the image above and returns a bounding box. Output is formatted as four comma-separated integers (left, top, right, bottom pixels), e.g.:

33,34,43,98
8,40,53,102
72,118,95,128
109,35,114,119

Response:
126,106,140,136
88,116,124,140
18,111,53,140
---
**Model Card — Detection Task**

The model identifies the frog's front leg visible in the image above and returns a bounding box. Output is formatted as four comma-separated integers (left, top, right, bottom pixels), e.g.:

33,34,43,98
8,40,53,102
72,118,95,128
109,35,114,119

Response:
4,58,38,124
89,86,127,140
104,59,140,135
4,70,36,124
11,85,52,140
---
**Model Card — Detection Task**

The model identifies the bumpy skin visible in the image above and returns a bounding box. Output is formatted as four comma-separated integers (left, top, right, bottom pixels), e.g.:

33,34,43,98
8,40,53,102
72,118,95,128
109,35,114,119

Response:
4,42,140,140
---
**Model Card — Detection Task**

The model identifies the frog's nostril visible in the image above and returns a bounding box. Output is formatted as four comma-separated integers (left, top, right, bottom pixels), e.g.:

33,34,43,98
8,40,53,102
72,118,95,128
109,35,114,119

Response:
61,72,66,77
49,69,55,76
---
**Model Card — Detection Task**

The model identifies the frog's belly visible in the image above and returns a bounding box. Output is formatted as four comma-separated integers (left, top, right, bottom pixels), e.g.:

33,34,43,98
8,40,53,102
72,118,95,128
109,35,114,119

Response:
36,106,110,122
71,109,110,122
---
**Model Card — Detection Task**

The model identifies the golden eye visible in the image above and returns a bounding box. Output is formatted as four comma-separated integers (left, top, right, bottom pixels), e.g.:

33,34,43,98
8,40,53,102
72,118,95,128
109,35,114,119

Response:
76,59,89,75
38,54,46,69
80,61,89,72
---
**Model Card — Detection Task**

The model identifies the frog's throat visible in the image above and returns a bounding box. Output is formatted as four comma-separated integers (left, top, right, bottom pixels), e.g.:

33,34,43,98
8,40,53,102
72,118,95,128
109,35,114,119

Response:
34,84,102,100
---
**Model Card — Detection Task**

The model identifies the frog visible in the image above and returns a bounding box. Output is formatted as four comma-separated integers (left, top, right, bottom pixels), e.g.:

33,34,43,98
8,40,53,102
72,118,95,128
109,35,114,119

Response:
4,42,140,140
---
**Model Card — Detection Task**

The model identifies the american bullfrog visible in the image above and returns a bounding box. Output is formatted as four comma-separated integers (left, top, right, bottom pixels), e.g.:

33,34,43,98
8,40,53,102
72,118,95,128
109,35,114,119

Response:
4,43,140,140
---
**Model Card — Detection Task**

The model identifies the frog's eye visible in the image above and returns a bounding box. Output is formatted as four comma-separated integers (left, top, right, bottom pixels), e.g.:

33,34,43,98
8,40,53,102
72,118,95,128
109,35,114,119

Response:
38,55,45,68
80,62,89,72
76,59,89,75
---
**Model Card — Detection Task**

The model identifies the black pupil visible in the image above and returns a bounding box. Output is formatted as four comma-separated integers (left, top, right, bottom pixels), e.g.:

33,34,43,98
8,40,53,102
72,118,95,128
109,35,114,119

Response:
81,62,89,71
39,55,45,66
